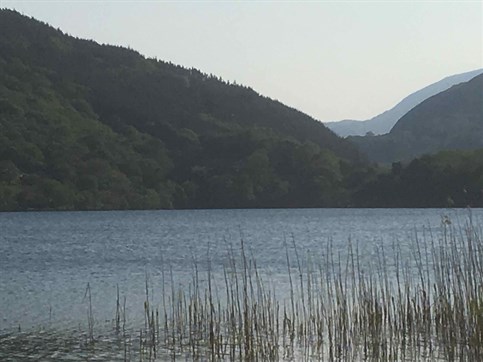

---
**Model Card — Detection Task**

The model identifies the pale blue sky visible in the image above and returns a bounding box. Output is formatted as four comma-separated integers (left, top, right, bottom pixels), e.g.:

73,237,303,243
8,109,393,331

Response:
2,1,482,121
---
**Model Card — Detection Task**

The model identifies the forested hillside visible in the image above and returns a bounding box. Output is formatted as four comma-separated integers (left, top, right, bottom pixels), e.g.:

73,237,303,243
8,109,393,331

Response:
350,74,483,163
0,10,364,210
325,68,482,137
1,10,482,210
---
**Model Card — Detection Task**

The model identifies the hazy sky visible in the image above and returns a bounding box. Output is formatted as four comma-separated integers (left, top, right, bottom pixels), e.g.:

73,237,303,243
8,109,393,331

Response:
2,1,482,121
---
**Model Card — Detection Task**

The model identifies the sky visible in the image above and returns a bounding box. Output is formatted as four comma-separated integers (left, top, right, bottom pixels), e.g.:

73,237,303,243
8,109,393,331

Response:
2,1,482,122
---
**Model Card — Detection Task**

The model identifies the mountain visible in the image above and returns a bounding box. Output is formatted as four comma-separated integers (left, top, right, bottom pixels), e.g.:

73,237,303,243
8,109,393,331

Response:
349,73,483,164
0,9,364,210
325,68,483,137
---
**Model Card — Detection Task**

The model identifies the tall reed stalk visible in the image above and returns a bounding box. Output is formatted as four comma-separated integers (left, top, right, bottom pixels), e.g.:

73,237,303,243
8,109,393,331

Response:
6,217,482,361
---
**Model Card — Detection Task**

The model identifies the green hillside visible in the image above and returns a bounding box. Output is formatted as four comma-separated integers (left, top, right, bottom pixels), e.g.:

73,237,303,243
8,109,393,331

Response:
0,9,364,210
350,74,483,164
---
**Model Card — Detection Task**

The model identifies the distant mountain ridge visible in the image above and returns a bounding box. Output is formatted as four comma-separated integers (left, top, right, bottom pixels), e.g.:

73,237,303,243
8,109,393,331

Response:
349,73,483,163
325,68,483,137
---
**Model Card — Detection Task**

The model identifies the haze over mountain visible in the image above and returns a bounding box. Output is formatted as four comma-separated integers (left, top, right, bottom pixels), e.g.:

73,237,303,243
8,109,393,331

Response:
325,68,483,137
350,73,483,164
0,9,366,210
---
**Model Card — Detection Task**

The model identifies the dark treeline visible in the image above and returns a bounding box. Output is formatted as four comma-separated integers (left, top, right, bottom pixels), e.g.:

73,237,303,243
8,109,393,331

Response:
354,150,483,208
0,10,482,210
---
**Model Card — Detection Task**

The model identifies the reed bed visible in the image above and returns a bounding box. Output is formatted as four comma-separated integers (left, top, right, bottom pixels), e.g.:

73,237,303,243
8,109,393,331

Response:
1,217,482,361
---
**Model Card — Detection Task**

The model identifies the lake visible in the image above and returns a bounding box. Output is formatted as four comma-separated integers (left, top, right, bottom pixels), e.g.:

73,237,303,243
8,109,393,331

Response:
1,207,481,335
0,209,483,331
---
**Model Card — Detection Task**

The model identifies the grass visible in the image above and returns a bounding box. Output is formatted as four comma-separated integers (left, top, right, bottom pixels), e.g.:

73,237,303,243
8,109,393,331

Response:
1,216,482,361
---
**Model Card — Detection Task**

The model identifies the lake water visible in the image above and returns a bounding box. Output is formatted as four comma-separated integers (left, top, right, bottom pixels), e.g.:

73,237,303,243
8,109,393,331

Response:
1,208,482,335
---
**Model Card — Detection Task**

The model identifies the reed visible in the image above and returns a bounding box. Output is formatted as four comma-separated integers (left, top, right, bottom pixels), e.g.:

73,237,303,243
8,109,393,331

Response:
133,217,483,361
2,217,483,361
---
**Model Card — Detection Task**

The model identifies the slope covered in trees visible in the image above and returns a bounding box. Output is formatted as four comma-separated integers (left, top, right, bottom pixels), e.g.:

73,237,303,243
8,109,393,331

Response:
350,74,483,164
2,10,482,210
0,9,365,210
325,68,483,137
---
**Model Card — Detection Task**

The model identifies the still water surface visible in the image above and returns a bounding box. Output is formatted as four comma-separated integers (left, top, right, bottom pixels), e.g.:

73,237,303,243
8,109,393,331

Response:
1,208,482,334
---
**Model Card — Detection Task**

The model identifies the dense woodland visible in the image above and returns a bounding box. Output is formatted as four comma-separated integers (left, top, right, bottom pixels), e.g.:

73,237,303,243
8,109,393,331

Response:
0,10,482,210
354,150,483,208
